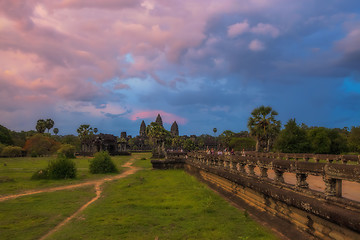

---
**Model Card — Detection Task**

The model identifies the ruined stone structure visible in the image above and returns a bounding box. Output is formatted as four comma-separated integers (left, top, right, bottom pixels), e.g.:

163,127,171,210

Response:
80,133,131,156
152,151,360,239
170,121,179,136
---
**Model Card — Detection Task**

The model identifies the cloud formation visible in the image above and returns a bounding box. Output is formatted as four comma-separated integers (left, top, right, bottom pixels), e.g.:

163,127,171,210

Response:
1,0,360,135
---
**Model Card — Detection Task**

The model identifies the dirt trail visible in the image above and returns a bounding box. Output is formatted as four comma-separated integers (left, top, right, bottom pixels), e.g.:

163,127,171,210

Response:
0,158,140,240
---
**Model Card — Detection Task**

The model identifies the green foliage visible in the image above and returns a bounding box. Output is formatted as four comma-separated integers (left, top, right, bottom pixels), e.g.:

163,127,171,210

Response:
171,136,184,149
229,137,256,151
31,168,49,180
248,105,281,152
36,119,46,133
275,119,310,153
89,151,118,174
146,122,170,141
45,119,55,133
57,144,76,158
183,139,196,151
53,127,59,135
307,127,331,154
24,134,60,157
47,156,77,179
348,126,360,153
307,127,348,154
1,146,23,157
60,135,81,151
218,130,234,148
0,124,13,145
0,143,5,155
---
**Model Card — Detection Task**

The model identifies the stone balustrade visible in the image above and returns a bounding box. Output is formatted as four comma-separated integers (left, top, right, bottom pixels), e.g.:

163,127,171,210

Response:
187,152,360,198
242,151,360,164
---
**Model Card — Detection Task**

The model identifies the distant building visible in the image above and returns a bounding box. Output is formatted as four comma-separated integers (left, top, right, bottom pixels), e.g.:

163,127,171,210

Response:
171,121,179,136
139,120,147,137
155,114,163,127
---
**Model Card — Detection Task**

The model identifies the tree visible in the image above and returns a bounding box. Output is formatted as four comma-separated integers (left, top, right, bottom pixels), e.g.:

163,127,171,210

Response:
0,125,13,145
45,119,54,133
36,119,46,133
247,105,281,152
77,124,94,152
24,134,60,156
219,130,234,148
146,122,170,158
183,139,196,151
275,119,309,153
307,127,331,154
94,128,98,134
53,128,59,135
348,126,360,153
213,128,217,137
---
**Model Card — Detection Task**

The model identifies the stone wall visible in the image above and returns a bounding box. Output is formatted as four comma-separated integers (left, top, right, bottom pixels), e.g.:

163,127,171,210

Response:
185,152,360,240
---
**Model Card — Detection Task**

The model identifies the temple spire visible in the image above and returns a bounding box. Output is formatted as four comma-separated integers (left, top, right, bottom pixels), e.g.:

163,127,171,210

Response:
155,114,163,127
139,120,146,137
171,121,179,136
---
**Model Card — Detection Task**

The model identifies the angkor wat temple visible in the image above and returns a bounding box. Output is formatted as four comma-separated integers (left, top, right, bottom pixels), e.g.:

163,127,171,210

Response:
79,114,179,155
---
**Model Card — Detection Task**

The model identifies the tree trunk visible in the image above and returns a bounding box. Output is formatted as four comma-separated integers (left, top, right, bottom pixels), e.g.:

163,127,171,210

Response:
256,139,259,152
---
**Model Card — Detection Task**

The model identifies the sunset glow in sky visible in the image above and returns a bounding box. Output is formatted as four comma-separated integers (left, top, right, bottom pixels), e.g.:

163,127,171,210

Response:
1,1,360,136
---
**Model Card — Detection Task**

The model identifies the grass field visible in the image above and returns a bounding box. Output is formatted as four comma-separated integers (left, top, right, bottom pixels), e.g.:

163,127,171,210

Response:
0,155,130,195
50,154,277,240
0,153,278,240
0,186,96,240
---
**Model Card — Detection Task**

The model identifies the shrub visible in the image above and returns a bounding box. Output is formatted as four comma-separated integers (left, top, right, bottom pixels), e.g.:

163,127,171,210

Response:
1,146,23,157
47,156,77,179
89,151,118,174
31,169,49,180
57,144,76,158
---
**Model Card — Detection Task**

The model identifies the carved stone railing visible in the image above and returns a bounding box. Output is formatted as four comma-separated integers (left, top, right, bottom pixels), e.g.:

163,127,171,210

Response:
187,152,360,198
242,151,360,165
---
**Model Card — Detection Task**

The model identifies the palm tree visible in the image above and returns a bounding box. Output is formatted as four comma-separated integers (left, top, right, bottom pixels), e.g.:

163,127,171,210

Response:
213,128,217,137
45,119,54,133
247,106,281,152
53,128,59,135
36,119,46,133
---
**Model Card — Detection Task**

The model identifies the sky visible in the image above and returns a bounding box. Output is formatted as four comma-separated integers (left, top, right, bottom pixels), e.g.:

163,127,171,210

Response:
1,0,360,137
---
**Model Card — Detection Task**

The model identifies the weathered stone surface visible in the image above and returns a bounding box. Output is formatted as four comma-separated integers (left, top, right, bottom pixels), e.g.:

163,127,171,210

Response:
183,152,360,239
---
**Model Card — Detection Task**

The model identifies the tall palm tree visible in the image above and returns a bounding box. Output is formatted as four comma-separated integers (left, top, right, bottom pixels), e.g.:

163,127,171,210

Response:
247,106,281,152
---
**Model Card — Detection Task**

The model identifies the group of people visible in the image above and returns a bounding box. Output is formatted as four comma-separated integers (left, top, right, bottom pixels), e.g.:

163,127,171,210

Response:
206,148,235,155
206,148,246,156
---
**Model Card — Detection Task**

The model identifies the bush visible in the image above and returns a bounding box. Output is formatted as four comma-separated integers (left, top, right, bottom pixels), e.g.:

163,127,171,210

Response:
47,156,77,179
57,144,76,158
89,151,118,174
1,146,23,157
31,169,49,180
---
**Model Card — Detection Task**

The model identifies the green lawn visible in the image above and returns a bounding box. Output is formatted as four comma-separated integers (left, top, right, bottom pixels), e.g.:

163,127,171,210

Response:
0,186,96,240
50,156,277,240
0,155,131,195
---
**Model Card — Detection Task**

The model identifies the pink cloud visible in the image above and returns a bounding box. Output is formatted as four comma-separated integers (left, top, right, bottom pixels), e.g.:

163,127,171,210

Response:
251,23,280,38
248,39,265,51
130,110,188,125
227,20,250,37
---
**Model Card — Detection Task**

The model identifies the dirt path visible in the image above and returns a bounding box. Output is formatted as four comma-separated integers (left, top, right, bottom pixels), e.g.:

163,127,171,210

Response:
0,158,140,240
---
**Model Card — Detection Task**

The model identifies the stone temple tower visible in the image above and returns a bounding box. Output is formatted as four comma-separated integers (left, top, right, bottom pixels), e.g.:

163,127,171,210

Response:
155,114,163,127
171,121,179,136
139,120,146,137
